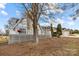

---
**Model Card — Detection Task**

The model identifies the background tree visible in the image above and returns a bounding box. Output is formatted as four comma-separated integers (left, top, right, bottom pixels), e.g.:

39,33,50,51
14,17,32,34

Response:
4,17,19,35
73,30,79,34
50,23,54,37
5,25,9,36
8,17,19,29
57,24,62,37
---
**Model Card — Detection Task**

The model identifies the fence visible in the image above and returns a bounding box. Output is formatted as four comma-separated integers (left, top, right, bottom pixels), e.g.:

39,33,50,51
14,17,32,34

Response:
8,31,51,44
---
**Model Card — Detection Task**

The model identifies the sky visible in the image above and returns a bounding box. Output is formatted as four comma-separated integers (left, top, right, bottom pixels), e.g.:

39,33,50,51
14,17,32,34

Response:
0,3,22,32
0,3,79,32
40,3,79,30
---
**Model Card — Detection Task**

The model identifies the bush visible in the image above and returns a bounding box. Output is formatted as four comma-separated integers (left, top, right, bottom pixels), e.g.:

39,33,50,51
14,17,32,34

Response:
73,30,79,34
52,32,57,37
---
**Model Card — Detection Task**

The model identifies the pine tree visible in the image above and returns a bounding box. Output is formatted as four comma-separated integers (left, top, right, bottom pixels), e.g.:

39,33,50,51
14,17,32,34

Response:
50,23,53,37
57,24,62,37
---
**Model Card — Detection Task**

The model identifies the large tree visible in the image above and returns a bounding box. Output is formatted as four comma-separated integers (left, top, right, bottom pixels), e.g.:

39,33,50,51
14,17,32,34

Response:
17,3,64,43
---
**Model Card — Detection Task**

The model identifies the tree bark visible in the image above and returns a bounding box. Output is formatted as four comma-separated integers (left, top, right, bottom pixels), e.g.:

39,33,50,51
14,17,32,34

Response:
33,19,38,43
32,3,39,44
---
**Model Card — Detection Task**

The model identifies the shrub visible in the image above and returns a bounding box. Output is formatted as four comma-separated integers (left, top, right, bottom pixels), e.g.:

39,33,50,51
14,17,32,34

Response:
52,32,57,37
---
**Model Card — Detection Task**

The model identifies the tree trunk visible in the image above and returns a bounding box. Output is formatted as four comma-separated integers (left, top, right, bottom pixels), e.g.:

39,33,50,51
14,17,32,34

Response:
33,19,38,44
32,3,39,44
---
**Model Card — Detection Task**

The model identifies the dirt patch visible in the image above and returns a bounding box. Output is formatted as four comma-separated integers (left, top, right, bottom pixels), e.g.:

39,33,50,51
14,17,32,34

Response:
0,37,79,56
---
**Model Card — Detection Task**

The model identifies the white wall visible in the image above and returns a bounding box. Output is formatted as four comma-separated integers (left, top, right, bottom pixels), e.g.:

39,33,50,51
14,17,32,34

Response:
9,29,19,35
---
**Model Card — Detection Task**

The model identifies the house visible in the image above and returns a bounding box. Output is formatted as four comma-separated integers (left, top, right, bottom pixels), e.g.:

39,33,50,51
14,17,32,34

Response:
9,18,33,35
9,18,52,36
8,18,51,44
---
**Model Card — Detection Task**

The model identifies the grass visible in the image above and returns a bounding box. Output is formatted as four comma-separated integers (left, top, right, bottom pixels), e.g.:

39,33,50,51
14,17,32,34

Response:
0,36,8,44
66,43,79,49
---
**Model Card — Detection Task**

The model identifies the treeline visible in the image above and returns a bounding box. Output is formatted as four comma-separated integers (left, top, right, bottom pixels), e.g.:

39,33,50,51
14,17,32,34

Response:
70,30,79,34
